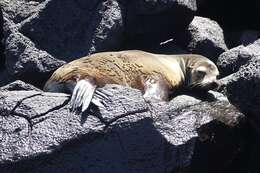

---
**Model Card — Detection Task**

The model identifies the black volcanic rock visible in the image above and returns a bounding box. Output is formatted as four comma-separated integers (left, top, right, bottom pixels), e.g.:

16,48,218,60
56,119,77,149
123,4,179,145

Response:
0,85,244,173
176,16,227,61
0,0,197,88
1,0,125,87
0,1,258,172
217,39,260,77
220,57,260,119
0,80,41,91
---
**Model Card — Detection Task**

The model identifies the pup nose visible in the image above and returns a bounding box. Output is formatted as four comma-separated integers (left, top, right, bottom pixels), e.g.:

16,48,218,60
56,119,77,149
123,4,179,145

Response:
211,80,221,91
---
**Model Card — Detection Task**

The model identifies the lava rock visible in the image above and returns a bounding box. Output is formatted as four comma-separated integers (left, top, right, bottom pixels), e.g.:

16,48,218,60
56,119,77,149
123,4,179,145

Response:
217,39,260,77
0,0,42,24
4,25,65,87
19,0,125,61
219,56,260,173
221,56,260,121
177,16,227,61
0,85,244,173
0,0,198,88
0,80,41,91
1,0,125,87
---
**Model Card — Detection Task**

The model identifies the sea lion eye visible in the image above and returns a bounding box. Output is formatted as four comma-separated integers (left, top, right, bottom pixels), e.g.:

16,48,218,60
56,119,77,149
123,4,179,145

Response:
197,69,206,76
195,67,207,78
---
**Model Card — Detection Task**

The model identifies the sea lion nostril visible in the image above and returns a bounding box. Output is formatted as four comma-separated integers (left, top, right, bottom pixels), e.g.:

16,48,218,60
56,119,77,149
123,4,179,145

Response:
211,80,221,90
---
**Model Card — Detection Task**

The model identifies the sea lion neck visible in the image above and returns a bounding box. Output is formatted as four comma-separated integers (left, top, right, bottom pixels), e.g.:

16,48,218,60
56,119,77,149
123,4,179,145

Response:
170,54,203,87
159,55,186,87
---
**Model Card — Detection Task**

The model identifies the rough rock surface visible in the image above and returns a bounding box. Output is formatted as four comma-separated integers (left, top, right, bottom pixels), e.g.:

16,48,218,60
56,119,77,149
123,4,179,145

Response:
218,55,260,172
0,0,259,172
0,85,244,173
220,56,260,122
0,80,41,91
1,0,125,87
0,0,197,87
217,39,260,77
177,16,227,61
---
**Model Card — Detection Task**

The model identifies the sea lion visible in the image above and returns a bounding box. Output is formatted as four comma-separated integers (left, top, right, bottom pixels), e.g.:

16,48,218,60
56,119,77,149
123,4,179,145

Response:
44,50,220,112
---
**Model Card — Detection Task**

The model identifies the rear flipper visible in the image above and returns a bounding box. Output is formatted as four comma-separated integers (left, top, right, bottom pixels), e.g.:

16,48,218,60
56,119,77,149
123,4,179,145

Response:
70,79,111,112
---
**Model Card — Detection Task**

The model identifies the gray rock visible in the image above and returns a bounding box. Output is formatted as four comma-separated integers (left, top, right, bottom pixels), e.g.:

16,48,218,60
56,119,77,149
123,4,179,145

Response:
0,0,198,88
0,0,42,24
218,57,260,172
1,0,125,87
0,84,244,173
3,18,65,87
0,80,41,91
18,0,125,61
217,39,260,77
220,56,260,120
177,16,227,61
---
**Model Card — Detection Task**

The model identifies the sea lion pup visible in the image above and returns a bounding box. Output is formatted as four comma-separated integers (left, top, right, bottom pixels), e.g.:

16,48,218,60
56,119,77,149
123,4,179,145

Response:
43,50,220,112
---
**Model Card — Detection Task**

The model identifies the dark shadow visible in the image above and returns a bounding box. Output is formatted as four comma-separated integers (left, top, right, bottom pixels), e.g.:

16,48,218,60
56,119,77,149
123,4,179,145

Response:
197,0,260,31
190,119,253,173
80,103,103,126
170,89,218,102
0,6,5,71
0,116,250,173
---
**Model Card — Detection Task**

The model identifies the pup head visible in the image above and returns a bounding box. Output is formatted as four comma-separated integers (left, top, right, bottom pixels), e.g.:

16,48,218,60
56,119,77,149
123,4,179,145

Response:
187,59,220,91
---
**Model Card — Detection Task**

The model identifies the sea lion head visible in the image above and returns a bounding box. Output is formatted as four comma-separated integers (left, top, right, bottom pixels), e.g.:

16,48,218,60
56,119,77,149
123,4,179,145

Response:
186,58,220,91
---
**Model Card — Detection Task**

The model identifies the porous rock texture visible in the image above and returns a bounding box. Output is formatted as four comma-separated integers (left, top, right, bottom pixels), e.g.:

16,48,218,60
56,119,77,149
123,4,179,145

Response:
0,85,244,173
217,39,260,77
176,16,227,61
219,55,260,130
0,80,41,91
0,0,197,88
216,37,260,173
0,0,259,172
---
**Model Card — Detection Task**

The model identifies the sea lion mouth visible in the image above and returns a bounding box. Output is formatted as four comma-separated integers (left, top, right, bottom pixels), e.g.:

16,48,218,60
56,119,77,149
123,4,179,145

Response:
205,80,221,91
189,80,221,91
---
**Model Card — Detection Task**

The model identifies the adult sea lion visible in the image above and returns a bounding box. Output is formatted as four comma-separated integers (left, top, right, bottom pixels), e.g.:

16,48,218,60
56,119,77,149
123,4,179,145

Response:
44,50,220,112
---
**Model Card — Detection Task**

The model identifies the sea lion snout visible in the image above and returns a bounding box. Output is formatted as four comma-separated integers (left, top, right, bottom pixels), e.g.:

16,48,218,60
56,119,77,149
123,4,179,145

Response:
208,80,221,91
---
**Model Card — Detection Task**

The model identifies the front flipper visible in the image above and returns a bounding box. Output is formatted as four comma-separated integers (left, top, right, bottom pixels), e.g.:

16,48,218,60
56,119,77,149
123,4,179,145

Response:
70,79,97,112
143,76,170,102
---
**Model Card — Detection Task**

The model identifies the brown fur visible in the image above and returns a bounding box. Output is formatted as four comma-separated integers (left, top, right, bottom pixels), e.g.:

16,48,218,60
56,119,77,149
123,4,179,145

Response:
44,50,219,97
